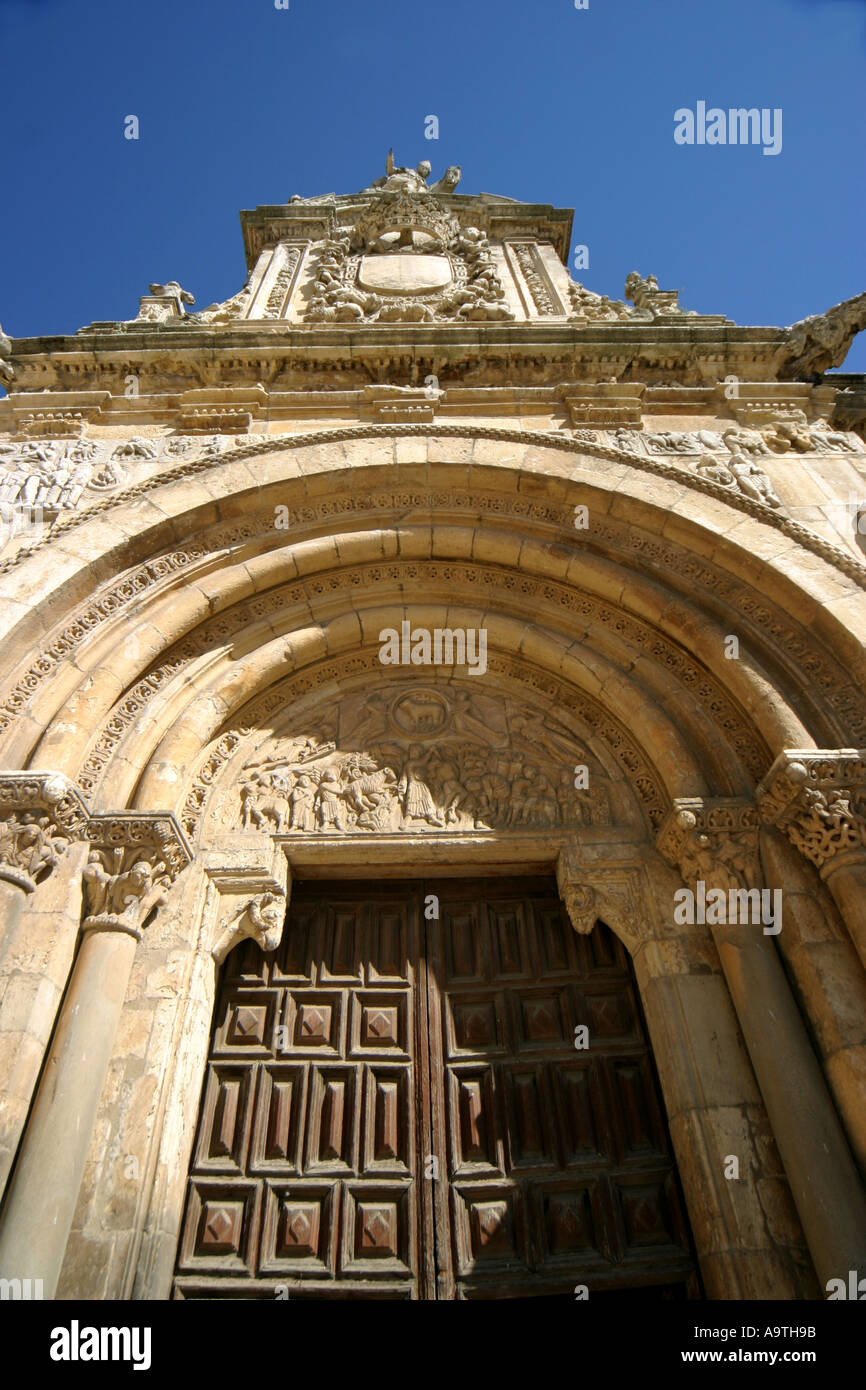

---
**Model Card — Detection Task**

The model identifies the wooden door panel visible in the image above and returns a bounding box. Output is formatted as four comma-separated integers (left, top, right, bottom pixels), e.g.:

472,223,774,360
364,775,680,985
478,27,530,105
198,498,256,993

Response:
173,875,697,1301
424,877,697,1299
174,881,427,1299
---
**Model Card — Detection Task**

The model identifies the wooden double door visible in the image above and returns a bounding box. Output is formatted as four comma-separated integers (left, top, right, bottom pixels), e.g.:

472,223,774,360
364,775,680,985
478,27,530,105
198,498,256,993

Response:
173,877,698,1299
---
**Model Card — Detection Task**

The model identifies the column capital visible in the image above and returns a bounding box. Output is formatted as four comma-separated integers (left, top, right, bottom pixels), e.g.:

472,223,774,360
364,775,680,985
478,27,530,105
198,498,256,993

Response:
656,797,761,891
82,812,192,938
756,749,866,874
0,772,89,893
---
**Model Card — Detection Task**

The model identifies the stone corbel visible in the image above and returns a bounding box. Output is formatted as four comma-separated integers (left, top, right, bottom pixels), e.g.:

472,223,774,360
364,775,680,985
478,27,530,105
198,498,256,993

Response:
82,812,192,939
556,847,646,951
0,772,89,893
211,889,287,964
203,834,291,963
656,797,761,892
756,750,866,874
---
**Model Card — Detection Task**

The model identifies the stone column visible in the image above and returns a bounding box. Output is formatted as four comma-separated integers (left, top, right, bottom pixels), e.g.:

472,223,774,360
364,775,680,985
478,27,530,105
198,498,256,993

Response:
759,824,866,1173
0,813,190,1299
658,797,866,1292
757,750,866,974
0,773,90,1197
557,844,817,1298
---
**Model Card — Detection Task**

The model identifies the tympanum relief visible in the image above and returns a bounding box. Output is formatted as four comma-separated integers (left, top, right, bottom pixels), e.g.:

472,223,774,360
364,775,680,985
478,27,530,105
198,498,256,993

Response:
234,686,614,836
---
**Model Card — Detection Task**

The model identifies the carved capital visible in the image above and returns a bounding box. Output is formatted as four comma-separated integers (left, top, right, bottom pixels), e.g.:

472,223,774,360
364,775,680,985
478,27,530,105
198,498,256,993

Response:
757,750,866,874
0,772,89,892
82,812,192,938
656,798,761,893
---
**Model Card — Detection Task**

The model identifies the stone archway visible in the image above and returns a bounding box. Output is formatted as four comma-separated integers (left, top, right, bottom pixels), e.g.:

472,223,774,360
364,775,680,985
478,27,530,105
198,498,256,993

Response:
1,430,866,1300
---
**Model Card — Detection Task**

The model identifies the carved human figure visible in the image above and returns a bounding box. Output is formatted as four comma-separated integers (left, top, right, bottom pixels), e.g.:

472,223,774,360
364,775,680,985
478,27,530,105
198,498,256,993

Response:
399,747,444,827
425,750,467,825
761,420,813,453
316,769,350,831
694,453,737,487
289,774,317,831
107,859,166,927
0,813,63,883
728,454,782,507
722,427,771,458
82,849,113,919
366,152,433,195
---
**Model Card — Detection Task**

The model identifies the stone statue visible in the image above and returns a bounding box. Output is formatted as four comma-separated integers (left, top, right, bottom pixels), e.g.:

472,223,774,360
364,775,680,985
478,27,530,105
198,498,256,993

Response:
365,151,433,195
429,165,462,194
624,271,691,316
149,281,195,305
780,290,866,379
363,153,462,198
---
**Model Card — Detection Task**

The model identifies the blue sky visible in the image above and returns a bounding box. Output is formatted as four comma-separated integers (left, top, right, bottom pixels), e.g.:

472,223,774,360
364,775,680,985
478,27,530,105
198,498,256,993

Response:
1,0,864,368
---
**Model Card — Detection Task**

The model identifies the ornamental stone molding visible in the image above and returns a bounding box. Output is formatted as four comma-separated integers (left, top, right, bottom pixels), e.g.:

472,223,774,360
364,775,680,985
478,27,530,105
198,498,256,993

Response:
0,772,89,892
656,798,762,893
756,750,866,873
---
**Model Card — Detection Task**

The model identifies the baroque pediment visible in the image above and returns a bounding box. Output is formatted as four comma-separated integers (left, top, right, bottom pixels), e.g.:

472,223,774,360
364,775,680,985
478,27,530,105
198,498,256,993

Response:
235,685,613,836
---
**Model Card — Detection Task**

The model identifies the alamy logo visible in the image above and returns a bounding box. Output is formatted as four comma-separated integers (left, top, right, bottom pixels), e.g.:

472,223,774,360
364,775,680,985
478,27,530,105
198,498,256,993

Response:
826,1270,866,1299
378,620,487,676
49,1320,152,1371
0,1276,43,1299
674,881,782,934
674,102,782,156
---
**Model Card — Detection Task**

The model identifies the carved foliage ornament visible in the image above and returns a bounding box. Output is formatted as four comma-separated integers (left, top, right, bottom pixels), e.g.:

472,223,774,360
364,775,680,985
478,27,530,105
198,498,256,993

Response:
757,752,866,871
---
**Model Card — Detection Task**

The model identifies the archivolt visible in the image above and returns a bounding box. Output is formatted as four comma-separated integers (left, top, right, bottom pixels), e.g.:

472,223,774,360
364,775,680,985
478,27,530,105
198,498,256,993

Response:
0,436,863,832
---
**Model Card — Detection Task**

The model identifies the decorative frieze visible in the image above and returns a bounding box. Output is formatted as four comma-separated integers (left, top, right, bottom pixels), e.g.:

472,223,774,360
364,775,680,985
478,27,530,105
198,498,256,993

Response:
232,686,613,838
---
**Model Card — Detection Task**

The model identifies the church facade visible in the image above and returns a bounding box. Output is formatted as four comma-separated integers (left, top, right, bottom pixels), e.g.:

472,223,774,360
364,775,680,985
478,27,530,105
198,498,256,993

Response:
1,157,865,1300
